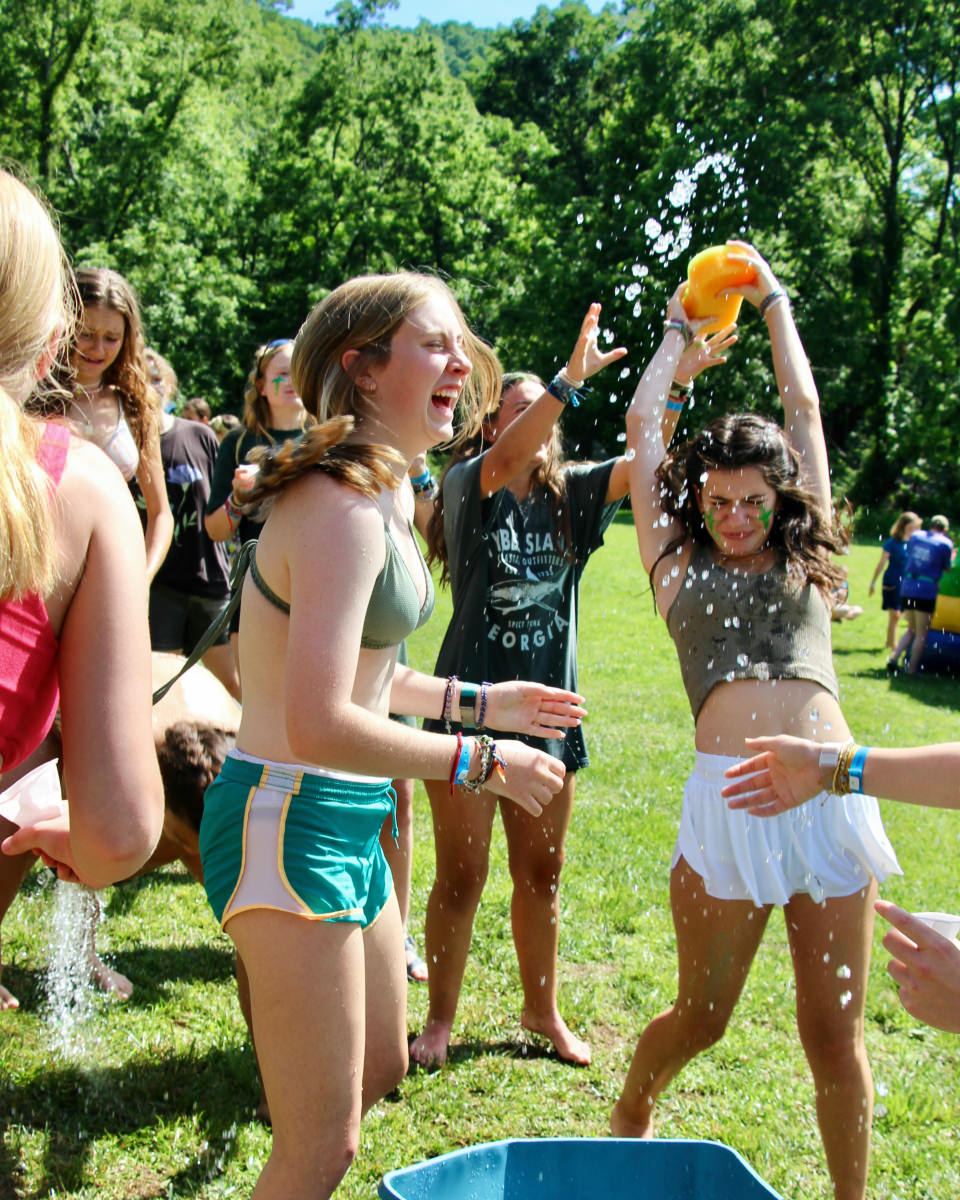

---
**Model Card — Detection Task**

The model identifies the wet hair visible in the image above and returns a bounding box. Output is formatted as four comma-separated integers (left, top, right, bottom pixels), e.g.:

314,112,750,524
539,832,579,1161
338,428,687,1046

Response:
244,272,500,512
241,339,303,440
0,169,75,598
890,511,920,540
157,722,236,834
653,412,848,597
425,371,573,583
930,514,950,533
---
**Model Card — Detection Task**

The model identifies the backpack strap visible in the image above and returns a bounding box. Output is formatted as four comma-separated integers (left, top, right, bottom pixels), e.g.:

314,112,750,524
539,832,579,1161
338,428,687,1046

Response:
151,540,258,704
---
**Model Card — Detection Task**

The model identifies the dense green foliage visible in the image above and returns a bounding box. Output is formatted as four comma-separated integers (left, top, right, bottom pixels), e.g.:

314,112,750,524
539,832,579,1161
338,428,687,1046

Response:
1,533,958,1199
1,0,958,515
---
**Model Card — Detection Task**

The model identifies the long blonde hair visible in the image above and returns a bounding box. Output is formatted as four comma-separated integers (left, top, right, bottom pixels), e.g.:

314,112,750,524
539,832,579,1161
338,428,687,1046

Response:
245,273,500,510
0,170,74,599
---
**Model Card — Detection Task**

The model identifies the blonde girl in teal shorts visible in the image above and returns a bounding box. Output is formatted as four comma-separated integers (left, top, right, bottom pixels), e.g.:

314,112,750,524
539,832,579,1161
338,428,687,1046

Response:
200,273,613,1200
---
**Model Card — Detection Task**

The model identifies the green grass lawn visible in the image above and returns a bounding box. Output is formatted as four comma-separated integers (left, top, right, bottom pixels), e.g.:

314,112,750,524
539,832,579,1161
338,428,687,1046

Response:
2,517,958,1199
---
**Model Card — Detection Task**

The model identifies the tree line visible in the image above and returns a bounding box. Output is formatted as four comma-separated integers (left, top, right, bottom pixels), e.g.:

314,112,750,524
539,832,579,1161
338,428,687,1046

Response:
2,0,957,523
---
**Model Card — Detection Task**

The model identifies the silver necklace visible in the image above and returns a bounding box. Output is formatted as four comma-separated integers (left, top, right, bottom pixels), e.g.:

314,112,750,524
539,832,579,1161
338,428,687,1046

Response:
68,382,104,438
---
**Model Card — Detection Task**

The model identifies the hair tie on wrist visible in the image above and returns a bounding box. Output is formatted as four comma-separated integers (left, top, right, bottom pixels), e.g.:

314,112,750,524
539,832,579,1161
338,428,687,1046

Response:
759,290,788,318
663,318,693,348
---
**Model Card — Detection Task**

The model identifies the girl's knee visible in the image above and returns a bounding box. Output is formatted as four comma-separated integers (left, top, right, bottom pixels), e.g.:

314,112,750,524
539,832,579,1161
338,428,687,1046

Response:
433,861,489,908
674,996,734,1051
508,847,566,895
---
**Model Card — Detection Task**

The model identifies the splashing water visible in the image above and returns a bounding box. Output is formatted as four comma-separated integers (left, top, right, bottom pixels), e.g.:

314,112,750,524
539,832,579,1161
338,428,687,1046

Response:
45,882,100,1056
613,127,758,317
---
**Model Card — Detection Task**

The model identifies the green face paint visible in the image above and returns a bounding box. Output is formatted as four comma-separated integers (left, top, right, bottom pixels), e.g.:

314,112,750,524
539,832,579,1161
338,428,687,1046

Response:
759,503,774,533
272,375,283,396
703,509,722,544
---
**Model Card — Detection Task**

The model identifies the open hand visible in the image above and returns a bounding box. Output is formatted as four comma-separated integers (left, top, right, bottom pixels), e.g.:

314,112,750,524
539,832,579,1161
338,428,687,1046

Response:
674,325,738,386
2,814,96,887
722,734,824,815
482,682,586,739
564,303,627,385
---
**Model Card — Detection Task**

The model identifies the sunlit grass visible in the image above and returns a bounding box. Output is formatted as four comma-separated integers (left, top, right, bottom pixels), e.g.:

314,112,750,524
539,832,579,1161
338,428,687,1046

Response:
1,518,957,1198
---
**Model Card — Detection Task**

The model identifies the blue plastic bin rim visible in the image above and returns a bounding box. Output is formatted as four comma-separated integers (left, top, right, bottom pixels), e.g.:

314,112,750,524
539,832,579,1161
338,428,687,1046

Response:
379,1136,785,1200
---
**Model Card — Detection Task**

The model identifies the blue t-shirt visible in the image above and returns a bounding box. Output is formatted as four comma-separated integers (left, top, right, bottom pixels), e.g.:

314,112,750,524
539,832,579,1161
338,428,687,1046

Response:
881,536,909,590
899,530,954,602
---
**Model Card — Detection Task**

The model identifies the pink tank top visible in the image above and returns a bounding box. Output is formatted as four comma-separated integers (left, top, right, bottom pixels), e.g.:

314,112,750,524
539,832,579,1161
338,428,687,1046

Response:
0,422,70,774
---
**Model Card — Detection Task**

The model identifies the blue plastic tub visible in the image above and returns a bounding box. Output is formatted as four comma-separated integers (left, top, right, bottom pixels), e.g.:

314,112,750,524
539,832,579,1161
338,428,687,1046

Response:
379,1137,785,1199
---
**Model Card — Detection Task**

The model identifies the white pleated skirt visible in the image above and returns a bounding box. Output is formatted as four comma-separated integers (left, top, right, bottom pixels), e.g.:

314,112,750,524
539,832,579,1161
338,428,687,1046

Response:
671,752,902,908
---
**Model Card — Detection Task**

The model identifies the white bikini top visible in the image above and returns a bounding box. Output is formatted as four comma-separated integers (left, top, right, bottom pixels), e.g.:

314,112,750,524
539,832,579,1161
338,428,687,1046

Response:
93,403,140,481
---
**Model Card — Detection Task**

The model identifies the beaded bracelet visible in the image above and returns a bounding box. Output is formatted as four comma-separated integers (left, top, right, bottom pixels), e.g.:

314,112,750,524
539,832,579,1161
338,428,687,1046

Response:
224,494,244,528
546,372,584,408
441,675,459,728
460,735,507,793
476,681,490,729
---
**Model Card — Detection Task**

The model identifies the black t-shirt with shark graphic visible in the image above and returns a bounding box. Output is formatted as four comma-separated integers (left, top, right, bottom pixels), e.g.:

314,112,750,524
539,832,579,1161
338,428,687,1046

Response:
424,453,621,769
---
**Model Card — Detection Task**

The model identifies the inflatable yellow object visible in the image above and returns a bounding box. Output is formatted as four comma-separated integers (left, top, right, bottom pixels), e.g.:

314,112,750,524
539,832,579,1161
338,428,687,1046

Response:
932,558,960,633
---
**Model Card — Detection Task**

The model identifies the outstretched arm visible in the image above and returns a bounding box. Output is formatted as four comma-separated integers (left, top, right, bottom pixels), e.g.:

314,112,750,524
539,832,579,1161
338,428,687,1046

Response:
389,664,586,739
479,303,626,496
722,734,960,815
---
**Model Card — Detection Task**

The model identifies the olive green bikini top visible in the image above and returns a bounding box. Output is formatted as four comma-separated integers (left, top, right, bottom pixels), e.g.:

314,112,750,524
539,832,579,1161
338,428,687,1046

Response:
249,522,434,649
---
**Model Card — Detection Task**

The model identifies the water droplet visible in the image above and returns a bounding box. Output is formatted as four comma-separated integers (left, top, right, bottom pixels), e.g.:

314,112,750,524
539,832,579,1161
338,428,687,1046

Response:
837,964,852,979
840,990,853,1009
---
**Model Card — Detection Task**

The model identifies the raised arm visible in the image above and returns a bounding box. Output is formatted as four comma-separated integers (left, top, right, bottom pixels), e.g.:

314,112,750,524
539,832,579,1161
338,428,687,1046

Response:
723,241,831,513
625,287,726,598
479,303,626,496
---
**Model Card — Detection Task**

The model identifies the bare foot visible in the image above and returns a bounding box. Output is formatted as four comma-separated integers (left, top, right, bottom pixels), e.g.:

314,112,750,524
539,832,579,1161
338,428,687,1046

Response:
610,1099,654,1139
89,955,133,1001
521,1008,591,1066
404,933,428,984
0,979,19,1010
409,1020,452,1068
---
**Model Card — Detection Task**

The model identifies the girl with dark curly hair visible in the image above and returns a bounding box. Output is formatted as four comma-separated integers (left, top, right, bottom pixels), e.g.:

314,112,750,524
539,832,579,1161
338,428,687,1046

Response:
611,242,899,1200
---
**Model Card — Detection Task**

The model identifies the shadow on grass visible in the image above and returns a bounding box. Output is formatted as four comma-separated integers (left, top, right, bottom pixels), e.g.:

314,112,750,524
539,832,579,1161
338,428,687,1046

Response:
406,1034,568,1075
1,944,236,1015
0,1042,262,1196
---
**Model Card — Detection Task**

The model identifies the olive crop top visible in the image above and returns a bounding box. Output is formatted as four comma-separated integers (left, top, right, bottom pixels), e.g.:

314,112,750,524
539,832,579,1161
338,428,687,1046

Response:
666,540,838,720
249,522,434,650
